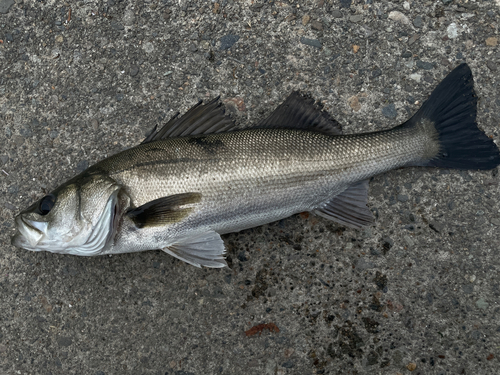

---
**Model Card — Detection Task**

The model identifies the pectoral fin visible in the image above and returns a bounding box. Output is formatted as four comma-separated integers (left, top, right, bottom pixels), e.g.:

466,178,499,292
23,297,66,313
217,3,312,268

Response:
163,230,227,268
127,193,202,228
313,179,373,229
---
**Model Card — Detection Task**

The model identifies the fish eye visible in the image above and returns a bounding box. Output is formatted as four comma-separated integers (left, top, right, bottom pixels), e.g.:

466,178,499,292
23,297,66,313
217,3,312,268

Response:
36,194,56,216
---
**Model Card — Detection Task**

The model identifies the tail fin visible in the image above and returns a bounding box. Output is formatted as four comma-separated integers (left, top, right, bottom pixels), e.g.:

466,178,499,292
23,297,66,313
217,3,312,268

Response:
407,63,500,170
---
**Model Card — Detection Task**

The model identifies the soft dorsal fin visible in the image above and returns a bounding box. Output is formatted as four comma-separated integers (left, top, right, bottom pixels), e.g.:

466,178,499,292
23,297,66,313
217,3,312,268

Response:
142,97,236,143
313,179,373,229
256,91,342,135
127,193,202,228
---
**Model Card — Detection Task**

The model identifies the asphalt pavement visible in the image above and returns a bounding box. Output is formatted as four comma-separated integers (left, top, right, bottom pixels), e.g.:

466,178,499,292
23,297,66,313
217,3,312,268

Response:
0,0,499,374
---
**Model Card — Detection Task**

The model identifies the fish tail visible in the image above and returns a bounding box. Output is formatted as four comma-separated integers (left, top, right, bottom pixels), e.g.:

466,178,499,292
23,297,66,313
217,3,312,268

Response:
406,63,500,170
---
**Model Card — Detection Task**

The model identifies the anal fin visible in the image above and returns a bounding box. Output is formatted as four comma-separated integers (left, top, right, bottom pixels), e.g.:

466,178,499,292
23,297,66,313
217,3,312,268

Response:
313,179,373,229
163,230,227,268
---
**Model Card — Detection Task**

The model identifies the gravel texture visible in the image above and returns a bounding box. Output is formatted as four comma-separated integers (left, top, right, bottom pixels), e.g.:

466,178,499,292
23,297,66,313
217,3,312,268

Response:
1,1,499,374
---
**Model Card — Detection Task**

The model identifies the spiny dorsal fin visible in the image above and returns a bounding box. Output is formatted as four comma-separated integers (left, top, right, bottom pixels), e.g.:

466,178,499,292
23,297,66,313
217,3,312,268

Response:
256,91,342,135
127,193,202,228
142,97,236,143
313,179,373,229
163,230,227,268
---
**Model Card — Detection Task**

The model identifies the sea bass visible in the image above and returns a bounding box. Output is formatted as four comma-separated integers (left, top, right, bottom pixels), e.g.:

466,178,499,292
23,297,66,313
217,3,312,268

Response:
11,64,500,267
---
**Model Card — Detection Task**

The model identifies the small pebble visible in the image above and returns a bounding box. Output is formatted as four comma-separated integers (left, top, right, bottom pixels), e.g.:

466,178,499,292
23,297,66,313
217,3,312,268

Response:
382,103,397,119
441,58,451,67
404,235,414,247
4,202,16,211
486,61,497,72
332,10,342,18
143,42,154,53
462,284,473,294
300,37,322,48
76,160,89,172
397,194,409,202
350,14,363,23
408,34,420,45
447,23,459,39
0,0,15,14
413,15,423,28
302,15,310,26
416,60,433,70
13,135,24,146
348,96,361,112
388,11,410,25
339,0,351,8
130,65,139,77
123,9,135,26
407,362,417,371
57,337,73,347
311,20,323,31
111,22,124,31
401,51,412,58
476,298,489,310
485,37,498,47
220,34,239,50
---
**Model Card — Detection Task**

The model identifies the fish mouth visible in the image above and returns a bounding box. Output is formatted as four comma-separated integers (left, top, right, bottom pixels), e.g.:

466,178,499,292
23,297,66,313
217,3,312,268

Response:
12,216,46,249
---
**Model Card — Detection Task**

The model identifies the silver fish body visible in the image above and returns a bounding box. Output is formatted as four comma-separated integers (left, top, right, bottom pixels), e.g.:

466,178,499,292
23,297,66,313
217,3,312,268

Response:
96,125,434,251
11,64,500,267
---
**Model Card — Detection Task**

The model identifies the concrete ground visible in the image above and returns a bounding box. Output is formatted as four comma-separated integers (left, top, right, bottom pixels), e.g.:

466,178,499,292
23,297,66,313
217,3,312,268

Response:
1,0,499,374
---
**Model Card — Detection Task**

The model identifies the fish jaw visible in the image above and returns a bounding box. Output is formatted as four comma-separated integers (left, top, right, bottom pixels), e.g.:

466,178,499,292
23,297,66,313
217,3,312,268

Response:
11,216,46,249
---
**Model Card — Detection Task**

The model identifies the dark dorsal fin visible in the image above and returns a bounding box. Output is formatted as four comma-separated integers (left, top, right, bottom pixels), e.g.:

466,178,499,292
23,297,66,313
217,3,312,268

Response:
255,91,342,135
142,97,236,144
142,92,342,144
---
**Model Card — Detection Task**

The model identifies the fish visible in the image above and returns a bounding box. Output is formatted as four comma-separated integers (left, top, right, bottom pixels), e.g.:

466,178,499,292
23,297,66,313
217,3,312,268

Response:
11,63,500,268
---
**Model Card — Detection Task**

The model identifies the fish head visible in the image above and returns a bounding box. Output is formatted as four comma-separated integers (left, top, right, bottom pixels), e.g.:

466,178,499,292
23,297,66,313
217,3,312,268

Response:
11,174,129,256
